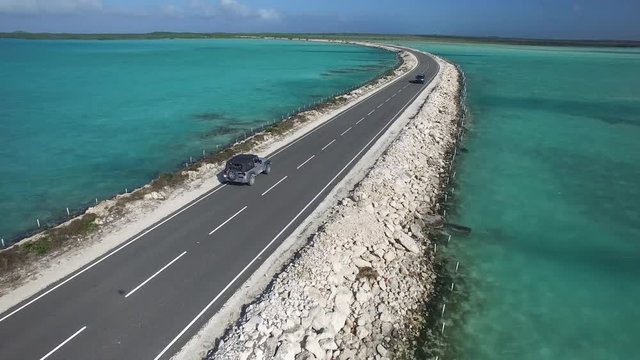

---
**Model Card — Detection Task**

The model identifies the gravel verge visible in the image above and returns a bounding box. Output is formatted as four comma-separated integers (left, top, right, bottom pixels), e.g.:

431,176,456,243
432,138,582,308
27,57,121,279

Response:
203,55,461,360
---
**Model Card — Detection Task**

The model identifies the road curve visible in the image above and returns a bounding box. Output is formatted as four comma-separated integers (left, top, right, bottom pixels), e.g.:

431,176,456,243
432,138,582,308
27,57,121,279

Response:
0,47,439,360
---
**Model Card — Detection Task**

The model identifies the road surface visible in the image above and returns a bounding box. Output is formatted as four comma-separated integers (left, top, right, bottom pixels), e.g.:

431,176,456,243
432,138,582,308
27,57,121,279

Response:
0,47,439,360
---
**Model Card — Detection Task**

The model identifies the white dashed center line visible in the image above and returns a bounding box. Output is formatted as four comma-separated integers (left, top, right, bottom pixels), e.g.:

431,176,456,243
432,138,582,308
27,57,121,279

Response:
377,104,383,109
209,206,247,235
261,176,288,196
355,117,365,125
40,326,87,360
367,110,375,116
125,251,187,298
152,60,438,359
297,155,315,170
340,127,352,136
321,139,336,151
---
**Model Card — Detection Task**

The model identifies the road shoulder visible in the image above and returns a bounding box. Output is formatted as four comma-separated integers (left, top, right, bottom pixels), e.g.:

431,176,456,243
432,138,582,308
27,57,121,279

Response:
185,53,462,360
0,42,417,319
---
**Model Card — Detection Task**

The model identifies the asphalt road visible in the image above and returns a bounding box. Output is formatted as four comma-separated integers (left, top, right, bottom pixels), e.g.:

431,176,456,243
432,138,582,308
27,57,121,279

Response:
0,48,439,360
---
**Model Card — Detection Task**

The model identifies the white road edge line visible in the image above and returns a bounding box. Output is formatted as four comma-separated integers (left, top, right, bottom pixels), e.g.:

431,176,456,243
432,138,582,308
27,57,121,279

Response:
261,176,288,196
124,251,187,298
0,56,434,323
40,326,87,360
367,110,375,115
340,127,352,136
296,155,316,170
355,117,365,125
321,139,336,151
0,184,228,323
267,59,417,160
209,206,248,235
152,69,432,360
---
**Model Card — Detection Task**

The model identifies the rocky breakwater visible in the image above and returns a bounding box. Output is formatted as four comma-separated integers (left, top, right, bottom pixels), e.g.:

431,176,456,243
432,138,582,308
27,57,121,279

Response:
207,56,461,360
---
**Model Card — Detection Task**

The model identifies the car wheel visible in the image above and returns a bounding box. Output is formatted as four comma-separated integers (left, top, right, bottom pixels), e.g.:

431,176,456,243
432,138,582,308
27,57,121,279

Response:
248,174,256,186
263,164,271,174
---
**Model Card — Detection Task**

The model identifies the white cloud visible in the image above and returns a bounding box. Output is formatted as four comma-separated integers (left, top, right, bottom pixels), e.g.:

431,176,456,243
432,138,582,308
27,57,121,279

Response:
170,0,281,22
188,0,217,18
257,8,280,21
162,4,185,18
218,0,281,21
0,0,281,23
219,0,250,17
0,0,103,14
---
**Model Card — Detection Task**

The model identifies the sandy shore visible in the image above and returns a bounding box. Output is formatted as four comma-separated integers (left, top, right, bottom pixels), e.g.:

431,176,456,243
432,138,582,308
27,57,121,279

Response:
0,42,417,318
190,54,462,359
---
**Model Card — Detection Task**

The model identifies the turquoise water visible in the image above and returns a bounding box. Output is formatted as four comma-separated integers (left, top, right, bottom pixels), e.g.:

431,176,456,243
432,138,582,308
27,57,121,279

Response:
0,39,397,243
403,42,640,359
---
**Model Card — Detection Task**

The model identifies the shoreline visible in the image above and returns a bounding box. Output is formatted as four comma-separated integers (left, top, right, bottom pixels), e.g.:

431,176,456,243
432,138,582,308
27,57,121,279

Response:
0,41,417,318
203,54,462,360
0,39,398,247
415,64,469,359
2,32,638,48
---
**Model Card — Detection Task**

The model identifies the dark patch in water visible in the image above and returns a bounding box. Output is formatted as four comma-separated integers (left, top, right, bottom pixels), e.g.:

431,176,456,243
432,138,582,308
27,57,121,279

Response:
200,125,240,139
445,223,472,235
484,95,640,128
415,233,471,360
194,113,232,121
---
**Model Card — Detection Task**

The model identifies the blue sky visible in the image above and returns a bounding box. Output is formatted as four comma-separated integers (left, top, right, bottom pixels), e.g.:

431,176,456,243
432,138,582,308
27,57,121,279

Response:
0,0,638,40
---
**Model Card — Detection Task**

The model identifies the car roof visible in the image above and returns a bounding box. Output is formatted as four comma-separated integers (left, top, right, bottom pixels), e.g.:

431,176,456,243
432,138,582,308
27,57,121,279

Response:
229,154,257,163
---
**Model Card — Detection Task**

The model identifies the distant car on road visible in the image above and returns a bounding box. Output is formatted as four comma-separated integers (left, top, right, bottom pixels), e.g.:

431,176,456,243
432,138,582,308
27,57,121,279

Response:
224,154,271,185
414,74,426,84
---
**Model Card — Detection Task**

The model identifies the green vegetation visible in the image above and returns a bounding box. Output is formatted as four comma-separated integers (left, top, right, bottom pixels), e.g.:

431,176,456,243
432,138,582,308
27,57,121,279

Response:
0,213,98,273
0,39,401,277
2,31,638,47
22,237,52,256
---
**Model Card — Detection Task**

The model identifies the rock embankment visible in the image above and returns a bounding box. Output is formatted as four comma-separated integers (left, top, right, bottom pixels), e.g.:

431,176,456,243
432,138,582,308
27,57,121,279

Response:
208,56,461,359
0,45,415,313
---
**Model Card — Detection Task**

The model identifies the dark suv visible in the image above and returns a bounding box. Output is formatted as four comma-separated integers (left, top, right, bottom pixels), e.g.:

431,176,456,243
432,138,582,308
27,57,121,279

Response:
223,154,271,185
414,74,426,84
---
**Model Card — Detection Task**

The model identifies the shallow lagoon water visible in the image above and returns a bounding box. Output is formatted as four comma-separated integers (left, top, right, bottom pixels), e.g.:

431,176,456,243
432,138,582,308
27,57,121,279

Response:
402,42,640,359
0,39,397,242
